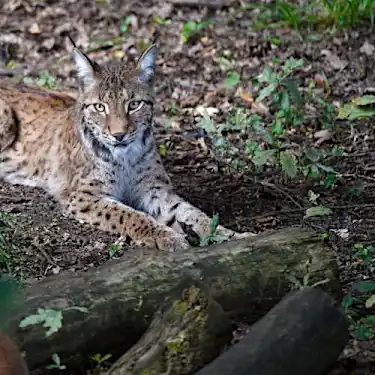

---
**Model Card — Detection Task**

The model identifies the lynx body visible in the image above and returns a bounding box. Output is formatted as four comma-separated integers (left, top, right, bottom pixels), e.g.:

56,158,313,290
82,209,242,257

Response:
0,44,252,251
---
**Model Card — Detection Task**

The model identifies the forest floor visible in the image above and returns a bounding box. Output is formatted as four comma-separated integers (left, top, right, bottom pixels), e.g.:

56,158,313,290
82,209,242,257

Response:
1,0,375,373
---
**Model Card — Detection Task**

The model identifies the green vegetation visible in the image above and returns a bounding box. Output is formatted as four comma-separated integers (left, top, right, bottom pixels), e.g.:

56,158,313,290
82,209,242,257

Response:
23,71,57,89
249,0,375,34
181,19,213,43
196,58,339,183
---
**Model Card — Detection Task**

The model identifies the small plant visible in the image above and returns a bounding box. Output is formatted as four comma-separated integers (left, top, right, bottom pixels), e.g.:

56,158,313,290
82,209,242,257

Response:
353,243,374,265
19,306,88,337
91,353,112,365
23,71,57,89
181,19,213,43
46,353,66,370
108,243,122,258
152,15,171,25
196,58,338,180
343,280,375,340
223,71,240,89
120,16,134,34
199,215,229,246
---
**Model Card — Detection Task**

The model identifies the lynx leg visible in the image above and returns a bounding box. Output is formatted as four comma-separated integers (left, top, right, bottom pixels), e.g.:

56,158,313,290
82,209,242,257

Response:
155,194,256,240
64,190,190,252
0,98,17,153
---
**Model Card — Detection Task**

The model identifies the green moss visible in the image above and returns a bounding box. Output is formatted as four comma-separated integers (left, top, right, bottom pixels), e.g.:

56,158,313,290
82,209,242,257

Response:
173,300,187,313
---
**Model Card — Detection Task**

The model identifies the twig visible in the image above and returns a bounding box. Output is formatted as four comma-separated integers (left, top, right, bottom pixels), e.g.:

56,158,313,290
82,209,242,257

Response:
260,181,304,209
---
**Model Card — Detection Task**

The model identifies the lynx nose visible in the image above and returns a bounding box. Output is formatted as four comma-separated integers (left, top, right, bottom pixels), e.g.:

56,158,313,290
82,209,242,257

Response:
113,132,126,142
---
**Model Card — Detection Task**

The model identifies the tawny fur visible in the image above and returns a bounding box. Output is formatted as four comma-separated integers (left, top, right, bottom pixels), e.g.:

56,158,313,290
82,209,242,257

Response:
0,330,28,375
0,44,253,252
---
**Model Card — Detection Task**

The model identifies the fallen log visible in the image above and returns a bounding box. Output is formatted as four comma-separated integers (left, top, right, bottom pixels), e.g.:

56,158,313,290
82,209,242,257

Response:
107,281,233,375
6,227,342,372
194,288,349,375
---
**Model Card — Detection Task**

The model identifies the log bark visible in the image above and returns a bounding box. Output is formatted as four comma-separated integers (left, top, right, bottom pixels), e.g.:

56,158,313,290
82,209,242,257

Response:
107,282,233,375
6,227,342,372
194,288,349,375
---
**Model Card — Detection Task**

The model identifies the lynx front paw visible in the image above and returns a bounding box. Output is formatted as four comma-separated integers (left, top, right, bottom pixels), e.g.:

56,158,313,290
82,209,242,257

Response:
133,229,190,252
216,225,256,239
156,230,191,252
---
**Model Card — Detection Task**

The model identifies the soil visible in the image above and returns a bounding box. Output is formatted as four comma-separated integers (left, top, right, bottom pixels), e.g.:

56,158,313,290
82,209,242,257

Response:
1,0,375,373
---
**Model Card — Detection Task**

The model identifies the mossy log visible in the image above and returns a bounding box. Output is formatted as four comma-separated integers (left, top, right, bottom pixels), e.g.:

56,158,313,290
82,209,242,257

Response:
6,227,342,372
194,288,349,375
107,282,233,375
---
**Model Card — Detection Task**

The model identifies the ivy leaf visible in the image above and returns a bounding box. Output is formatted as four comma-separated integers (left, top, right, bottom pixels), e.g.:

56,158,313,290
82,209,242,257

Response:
280,151,298,178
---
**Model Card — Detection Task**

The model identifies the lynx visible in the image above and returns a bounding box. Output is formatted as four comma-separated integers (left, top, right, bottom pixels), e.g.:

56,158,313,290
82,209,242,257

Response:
0,43,253,252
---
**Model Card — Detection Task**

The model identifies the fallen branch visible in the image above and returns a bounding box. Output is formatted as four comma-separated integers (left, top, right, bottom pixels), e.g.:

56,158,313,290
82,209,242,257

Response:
195,288,349,375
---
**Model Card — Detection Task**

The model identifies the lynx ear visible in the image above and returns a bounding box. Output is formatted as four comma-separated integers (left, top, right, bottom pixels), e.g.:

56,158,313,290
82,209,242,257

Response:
136,44,157,84
72,48,101,90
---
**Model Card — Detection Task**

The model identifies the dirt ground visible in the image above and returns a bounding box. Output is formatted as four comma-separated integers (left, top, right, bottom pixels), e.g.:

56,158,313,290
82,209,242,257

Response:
2,0,375,373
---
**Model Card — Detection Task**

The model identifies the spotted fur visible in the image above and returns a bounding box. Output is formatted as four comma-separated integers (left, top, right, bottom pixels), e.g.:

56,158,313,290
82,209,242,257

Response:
0,44,253,251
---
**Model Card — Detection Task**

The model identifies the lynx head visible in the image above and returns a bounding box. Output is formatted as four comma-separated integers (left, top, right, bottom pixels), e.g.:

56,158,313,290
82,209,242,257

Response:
72,44,156,150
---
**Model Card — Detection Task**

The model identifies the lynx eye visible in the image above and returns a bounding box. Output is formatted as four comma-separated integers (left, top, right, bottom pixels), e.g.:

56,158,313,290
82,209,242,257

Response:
127,100,143,113
93,103,106,113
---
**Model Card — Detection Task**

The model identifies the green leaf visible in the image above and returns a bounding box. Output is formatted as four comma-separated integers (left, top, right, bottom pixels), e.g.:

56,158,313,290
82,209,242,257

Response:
279,90,290,110
210,214,220,234
337,103,375,120
354,281,375,293
283,80,302,105
304,206,332,218
109,243,121,258
196,110,215,134
304,147,322,162
19,308,63,337
257,67,277,84
366,294,375,309
159,144,167,156
352,95,375,106
223,71,240,88
256,83,277,102
342,293,353,311
252,149,277,166
280,151,298,178
354,325,373,340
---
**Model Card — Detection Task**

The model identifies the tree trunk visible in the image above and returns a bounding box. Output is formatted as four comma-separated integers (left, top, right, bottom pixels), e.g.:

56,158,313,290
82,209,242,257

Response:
194,288,349,375
6,227,342,372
